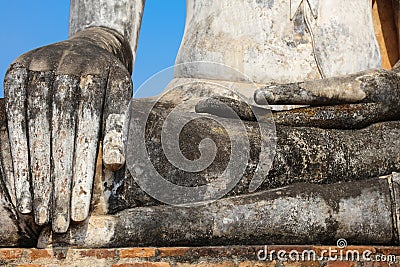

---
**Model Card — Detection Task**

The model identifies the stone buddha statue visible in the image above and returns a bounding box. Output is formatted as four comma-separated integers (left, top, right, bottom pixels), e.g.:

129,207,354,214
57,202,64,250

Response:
0,0,399,248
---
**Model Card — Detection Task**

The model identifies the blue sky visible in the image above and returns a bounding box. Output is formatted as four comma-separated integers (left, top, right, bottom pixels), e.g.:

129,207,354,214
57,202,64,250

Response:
0,1,186,98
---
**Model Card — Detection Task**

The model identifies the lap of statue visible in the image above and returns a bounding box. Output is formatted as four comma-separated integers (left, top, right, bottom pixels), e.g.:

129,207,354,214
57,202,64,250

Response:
1,0,400,248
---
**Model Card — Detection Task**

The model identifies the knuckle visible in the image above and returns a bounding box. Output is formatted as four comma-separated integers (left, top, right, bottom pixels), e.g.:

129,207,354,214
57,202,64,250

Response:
12,50,37,68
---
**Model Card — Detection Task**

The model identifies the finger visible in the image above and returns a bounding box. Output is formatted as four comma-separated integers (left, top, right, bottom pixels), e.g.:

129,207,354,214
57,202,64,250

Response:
272,103,390,129
254,74,367,106
4,67,32,214
195,96,257,121
27,71,53,225
71,74,107,222
102,65,132,171
0,99,17,207
51,75,78,233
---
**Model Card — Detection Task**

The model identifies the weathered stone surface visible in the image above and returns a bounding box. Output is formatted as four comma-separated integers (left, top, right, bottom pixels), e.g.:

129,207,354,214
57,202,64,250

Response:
5,68,32,214
3,27,134,233
27,71,53,226
51,75,78,233
38,176,399,247
175,0,381,84
2,0,399,251
71,74,106,223
254,69,400,129
256,69,400,105
69,0,143,70
107,98,400,213
0,100,41,247
102,65,133,171
1,92,400,247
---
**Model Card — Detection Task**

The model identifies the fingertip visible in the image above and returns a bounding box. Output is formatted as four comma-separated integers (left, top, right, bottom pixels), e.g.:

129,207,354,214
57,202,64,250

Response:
18,195,32,214
103,148,125,171
52,213,70,233
254,90,272,105
35,206,49,226
103,113,126,171
71,202,89,222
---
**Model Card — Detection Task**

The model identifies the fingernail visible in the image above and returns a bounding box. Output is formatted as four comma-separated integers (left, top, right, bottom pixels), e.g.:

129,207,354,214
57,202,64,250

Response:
18,195,32,214
103,148,125,171
53,213,69,233
35,206,49,225
194,99,208,113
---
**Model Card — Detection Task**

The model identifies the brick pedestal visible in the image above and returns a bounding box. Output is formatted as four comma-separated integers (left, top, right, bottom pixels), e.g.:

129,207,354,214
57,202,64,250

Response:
1,246,400,267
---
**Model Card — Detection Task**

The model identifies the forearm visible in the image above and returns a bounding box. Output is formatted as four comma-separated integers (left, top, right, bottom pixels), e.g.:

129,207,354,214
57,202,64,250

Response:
69,0,145,70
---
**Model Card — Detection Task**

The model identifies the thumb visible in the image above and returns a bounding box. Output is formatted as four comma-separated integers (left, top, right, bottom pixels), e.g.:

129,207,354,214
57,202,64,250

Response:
103,65,132,171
